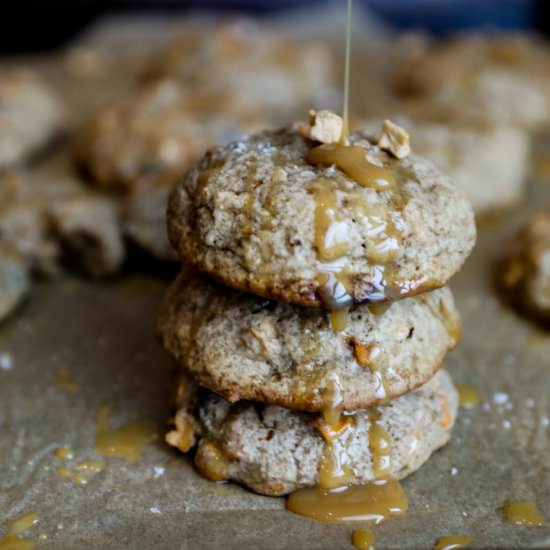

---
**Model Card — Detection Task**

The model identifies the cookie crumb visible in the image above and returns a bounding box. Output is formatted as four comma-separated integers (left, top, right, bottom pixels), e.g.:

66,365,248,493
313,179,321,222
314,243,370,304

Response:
378,119,411,159
305,109,343,144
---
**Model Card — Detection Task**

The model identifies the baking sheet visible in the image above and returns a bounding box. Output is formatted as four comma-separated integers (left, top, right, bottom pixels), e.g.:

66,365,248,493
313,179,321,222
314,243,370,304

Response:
2,9,550,550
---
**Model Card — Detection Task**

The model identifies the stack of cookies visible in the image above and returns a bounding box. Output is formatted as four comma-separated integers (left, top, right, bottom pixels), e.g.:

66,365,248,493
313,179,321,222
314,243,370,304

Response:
159,112,476,504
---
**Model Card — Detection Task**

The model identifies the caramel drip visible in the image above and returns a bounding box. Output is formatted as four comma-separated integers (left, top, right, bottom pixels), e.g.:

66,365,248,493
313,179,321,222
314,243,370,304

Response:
321,377,344,425
0,513,38,550
502,500,546,527
340,0,352,144
310,179,349,262
309,178,353,332
455,384,480,409
433,536,474,550
287,372,407,524
330,309,350,333
55,367,80,395
194,439,230,482
308,145,396,191
352,528,376,550
368,410,391,479
318,445,356,490
95,404,157,462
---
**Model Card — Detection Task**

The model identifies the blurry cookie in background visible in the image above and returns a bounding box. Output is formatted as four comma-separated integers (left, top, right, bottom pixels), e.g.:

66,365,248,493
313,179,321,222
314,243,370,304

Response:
76,79,268,260
0,244,30,323
142,19,335,117
0,69,64,168
360,117,530,215
392,33,550,129
76,22,336,261
0,169,124,278
500,210,550,323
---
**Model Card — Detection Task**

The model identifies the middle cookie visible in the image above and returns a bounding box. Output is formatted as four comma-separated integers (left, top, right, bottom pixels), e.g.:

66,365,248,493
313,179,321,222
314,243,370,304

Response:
158,271,462,412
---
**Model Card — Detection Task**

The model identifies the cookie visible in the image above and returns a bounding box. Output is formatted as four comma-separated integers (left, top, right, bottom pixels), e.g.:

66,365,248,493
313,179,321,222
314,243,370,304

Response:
500,210,550,321
158,270,461,411
0,69,63,168
393,33,550,128
143,20,334,117
167,126,476,307
0,171,124,277
0,245,30,323
360,118,530,215
166,369,457,496
76,79,266,260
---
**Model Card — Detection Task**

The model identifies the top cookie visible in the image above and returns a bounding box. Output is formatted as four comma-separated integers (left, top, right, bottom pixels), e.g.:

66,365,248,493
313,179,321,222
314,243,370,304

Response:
168,125,476,308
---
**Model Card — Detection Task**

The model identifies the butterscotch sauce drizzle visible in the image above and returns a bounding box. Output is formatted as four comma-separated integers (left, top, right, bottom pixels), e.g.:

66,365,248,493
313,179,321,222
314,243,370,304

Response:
455,383,480,409
95,404,157,462
340,0,352,144
367,410,391,479
310,179,349,262
502,500,546,526
352,528,375,550
0,513,38,550
308,145,396,192
433,535,474,550
287,371,407,524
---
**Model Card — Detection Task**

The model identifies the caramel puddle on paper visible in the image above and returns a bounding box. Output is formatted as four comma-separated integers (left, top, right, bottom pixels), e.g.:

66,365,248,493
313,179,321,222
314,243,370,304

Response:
433,535,474,550
455,383,480,408
352,528,375,549
55,367,80,394
95,404,158,462
54,446,74,460
501,500,546,526
0,513,39,550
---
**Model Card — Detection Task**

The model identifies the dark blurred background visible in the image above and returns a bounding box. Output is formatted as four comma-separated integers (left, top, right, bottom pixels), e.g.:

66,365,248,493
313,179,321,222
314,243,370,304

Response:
0,0,548,54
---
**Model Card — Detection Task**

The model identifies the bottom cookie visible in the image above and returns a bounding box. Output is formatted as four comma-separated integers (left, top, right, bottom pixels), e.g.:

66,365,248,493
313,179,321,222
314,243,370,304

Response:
166,369,458,496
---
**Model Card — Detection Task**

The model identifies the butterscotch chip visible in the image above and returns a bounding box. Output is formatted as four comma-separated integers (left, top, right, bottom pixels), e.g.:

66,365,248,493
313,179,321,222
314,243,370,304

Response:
378,119,410,159
167,126,476,307
158,270,462,412
170,369,458,496
307,109,343,144
165,410,196,453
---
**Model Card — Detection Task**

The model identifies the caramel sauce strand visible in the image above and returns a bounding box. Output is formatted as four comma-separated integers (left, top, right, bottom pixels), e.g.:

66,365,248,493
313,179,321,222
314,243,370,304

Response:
340,0,353,144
